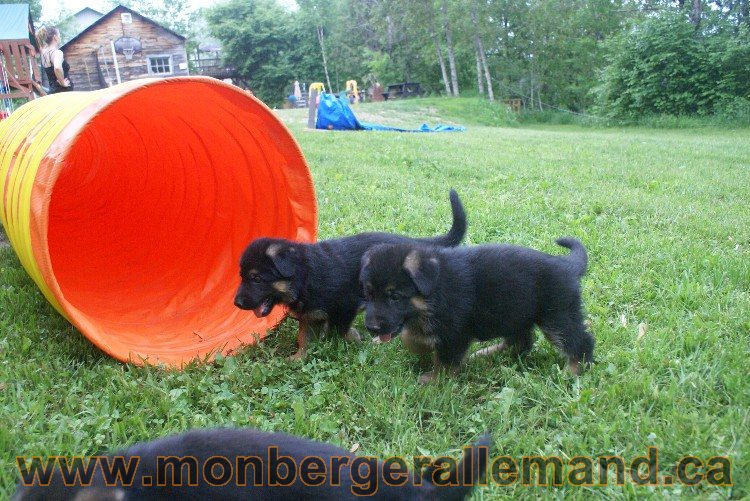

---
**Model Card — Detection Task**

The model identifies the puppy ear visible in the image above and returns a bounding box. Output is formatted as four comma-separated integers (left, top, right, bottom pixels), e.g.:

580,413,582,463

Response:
359,249,373,280
266,243,297,278
358,250,373,300
361,249,371,270
403,249,439,296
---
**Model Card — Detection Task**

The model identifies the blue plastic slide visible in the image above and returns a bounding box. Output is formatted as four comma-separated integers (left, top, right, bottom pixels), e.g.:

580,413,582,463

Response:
315,92,465,132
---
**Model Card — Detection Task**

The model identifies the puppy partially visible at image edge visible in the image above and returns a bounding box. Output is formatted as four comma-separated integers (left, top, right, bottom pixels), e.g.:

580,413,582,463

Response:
234,190,467,359
360,237,594,382
13,428,491,500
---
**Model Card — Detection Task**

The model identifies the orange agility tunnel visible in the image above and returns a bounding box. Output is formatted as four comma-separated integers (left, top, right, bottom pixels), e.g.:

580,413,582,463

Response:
0,77,316,367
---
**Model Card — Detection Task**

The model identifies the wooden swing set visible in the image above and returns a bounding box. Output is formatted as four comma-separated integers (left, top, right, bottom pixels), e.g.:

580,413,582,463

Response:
0,4,45,116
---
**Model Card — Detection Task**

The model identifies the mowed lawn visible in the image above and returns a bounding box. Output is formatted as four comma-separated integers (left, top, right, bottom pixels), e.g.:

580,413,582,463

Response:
0,102,748,498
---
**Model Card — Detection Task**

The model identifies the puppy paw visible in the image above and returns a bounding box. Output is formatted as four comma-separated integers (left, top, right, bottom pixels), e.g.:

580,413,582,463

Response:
345,328,362,344
287,350,306,362
418,371,437,385
469,341,507,359
568,358,586,376
372,334,393,344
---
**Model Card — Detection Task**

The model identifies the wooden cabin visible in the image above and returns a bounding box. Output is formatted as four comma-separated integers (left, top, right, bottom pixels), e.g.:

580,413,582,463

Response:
0,3,44,104
61,5,188,91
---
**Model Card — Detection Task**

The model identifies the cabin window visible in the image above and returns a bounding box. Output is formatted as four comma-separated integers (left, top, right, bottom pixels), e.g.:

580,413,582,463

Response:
147,56,173,75
121,13,132,23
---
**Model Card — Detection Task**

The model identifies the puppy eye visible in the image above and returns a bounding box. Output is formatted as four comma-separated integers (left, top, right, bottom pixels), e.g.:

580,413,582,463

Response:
388,291,402,301
249,273,261,283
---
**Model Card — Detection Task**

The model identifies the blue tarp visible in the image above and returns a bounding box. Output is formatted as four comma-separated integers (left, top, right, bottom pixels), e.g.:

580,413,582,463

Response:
315,92,465,133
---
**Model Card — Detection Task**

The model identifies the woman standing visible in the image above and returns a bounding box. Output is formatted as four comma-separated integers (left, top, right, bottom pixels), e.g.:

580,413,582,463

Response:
36,26,72,93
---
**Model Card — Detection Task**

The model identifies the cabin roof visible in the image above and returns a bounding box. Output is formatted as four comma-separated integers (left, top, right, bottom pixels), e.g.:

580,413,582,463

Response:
62,4,186,49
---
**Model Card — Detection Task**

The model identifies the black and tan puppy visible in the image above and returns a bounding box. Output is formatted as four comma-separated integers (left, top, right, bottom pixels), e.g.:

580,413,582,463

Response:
234,190,466,359
14,428,490,500
360,238,594,383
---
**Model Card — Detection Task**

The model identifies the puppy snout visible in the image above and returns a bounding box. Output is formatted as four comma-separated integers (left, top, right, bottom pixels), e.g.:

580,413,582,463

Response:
234,295,251,309
365,319,384,334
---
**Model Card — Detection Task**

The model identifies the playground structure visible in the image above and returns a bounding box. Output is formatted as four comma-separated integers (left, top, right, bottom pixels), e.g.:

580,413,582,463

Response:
0,4,45,112
309,89,465,133
345,80,360,103
308,81,325,98
0,77,317,367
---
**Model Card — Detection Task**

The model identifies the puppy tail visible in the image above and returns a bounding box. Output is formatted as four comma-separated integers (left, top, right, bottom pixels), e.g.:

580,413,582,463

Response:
428,432,491,501
421,189,467,247
556,237,588,277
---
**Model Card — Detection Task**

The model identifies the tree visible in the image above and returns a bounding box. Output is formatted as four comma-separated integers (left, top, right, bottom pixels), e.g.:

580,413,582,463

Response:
335,0,446,93
296,0,335,91
724,0,750,26
593,9,748,117
440,0,460,96
677,0,703,24
206,0,296,103
422,0,452,95
481,0,624,111
202,0,746,116
470,0,494,101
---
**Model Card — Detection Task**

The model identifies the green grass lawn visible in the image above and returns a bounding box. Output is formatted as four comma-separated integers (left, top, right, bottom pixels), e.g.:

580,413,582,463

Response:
1,100,748,498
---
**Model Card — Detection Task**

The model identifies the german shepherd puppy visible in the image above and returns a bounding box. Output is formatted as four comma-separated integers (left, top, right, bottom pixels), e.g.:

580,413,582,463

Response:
360,238,594,383
234,190,466,359
13,428,490,500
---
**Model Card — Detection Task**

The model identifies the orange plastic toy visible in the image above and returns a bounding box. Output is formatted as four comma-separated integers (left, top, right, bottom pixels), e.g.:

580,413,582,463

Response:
0,77,317,367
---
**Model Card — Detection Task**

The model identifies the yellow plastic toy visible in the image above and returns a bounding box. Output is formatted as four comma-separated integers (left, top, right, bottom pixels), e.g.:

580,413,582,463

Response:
345,80,359,103
309,82,325,98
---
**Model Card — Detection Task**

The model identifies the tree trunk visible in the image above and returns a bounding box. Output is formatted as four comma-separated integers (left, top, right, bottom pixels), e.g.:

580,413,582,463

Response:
470,3,494,101
432,32,451,96
538,81,544,111
479,41,494,102
424,0,451,96
440,0,459,96
681,0,701,25
690,0,701,25
528,81,533,111
317,25,333,93
475,45,484,95
385,15,394,52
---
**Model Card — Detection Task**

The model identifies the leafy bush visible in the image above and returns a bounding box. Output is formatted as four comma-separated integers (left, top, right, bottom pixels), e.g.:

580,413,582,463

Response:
594,10,750,120
711,97,750,126
710,24,750,103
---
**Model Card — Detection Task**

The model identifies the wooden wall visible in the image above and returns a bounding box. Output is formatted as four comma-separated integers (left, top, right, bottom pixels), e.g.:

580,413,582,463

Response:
63,9,188,91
